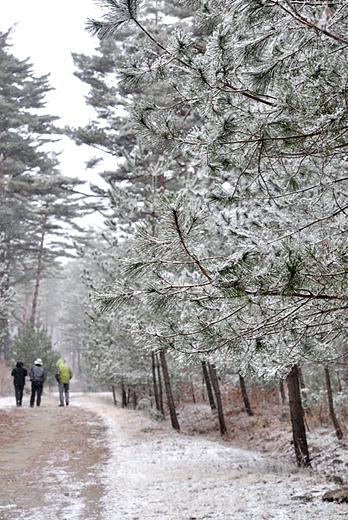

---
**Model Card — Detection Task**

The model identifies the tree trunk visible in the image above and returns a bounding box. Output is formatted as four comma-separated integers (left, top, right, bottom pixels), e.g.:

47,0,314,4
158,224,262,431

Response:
208,363,227,436
286,364,311,467
156,352,165,417
159,349,180,431
0,245,10,361
297,365,308,401
77,349,81,374
23,294,31,324
152,351,161,412
279,380,286,405
30,224,46,326
325,366,343,440
132,387,137,409
72,350,76,372
201,376,206,401
239,374,253,416
190,373,196,404
111,385,117,406
202,361,216,410
343,348,348,386
121,379,127,408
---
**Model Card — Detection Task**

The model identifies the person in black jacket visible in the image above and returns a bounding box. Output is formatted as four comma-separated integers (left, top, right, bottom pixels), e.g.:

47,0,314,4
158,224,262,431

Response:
29,358,46,407
11,361,28,406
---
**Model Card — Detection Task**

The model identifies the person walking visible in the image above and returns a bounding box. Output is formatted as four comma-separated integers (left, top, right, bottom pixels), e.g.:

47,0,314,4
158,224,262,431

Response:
29,358,46,407
11,361,28,406
55,358,73,406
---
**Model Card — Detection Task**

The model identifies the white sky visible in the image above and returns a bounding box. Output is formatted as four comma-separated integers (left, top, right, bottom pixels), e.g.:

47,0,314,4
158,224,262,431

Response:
0,0,110,190
0,0,100,125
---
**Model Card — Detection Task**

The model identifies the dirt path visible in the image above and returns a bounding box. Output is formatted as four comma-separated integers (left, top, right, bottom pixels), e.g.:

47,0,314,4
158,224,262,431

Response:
1,392,348,520
0,394,108,520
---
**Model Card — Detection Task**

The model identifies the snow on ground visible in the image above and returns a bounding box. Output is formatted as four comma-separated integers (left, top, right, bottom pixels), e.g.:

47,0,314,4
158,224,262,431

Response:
1,393,348,519
75,393,348,520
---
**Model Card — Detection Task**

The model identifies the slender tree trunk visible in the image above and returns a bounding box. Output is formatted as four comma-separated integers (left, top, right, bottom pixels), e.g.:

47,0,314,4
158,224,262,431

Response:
343,347,348,387
121,379,127,408
279,381,286,405
159,349,180,431
23,294,30,323
286,364,311,467
111,385,117,406
152,351,161,412
0,245,10,360
201,376,206,401
325,366,343,440
30,224,46,326
202,361,216,410
190,374,196,404
208,363,227,436
132,387,137,409
156,352,165,417
297,365,308,401
77,349,81,374
239,374,253,416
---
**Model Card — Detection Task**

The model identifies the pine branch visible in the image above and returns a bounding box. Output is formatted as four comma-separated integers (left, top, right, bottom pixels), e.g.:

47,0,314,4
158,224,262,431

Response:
275,0,348,45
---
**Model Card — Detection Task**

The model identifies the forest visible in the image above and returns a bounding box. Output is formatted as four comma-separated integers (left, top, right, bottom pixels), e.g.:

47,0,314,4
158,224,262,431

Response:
1,0,348,470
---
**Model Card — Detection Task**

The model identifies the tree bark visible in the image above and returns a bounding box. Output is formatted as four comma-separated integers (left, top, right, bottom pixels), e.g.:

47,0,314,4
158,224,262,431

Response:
121,378,127,408
202,361,216,410
297,365,308,401
152,351,161,412
343,348,348,386
159,349,180,431
239,374,253,416
325,366,343,440
0,246,10,361
190,373,196,404
30,224,46,326
279,380,286,405
111,385,117,406
132,387,137,409
208,363,227,436
156,352,165,417
286,364,311,467
77,349,81,374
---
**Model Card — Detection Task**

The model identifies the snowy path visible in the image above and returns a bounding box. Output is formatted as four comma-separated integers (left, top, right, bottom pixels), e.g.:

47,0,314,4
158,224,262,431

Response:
0,393,347,519
77,394,348,520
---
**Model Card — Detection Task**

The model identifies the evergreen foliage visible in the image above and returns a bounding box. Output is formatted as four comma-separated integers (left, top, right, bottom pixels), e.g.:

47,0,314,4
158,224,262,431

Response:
10,321,60,385
80,237,151,389
0,29,103,359
77,0,348,380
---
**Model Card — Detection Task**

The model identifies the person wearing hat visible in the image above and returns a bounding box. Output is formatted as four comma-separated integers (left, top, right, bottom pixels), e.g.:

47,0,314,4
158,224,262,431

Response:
11,361,28,406
29,358,46,407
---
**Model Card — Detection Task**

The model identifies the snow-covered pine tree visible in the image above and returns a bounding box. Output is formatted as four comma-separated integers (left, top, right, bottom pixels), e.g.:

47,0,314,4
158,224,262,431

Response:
0,30,101,360
10,321,60,386
85,0,348,382
70,1,199,239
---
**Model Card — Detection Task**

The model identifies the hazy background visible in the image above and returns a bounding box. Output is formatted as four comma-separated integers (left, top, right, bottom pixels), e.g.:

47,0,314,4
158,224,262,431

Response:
0,0,106,190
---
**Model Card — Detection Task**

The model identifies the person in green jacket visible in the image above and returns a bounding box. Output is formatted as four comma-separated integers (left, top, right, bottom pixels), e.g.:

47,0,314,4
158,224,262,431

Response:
55,358,73,407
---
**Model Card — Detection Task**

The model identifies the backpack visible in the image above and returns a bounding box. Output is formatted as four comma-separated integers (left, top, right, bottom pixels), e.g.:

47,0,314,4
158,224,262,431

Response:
31,365,45,382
